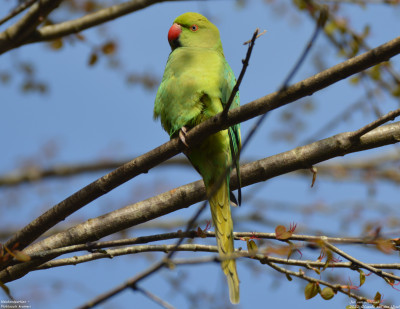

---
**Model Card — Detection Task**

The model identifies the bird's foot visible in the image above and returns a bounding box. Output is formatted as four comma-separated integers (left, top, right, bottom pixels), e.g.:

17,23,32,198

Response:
179,126,189,148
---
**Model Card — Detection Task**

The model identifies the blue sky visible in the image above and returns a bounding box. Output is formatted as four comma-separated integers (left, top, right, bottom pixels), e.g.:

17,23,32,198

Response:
1,1,400,308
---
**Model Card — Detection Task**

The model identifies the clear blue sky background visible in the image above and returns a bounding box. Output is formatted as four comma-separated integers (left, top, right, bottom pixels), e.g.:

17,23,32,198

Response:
1,1,400,308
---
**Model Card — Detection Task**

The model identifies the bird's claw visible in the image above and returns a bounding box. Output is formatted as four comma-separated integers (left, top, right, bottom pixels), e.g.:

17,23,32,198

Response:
179,126,189,148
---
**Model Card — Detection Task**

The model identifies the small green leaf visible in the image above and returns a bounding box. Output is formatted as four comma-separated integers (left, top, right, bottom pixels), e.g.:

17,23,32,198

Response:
320,287,335,300
305,282,319,300
357,269,366,286
373,291,382,307
247,239,258,257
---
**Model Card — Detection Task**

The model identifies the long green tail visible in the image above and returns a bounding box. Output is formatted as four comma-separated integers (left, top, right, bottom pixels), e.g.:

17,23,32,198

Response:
208,179,240,304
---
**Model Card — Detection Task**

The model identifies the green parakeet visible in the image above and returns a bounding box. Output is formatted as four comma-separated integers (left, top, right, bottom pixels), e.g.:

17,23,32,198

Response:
154,12,241,304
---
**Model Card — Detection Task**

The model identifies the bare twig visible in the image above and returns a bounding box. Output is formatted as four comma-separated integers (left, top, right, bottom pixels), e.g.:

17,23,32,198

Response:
3,149,399,188
301,90,376,144
222,28,262,114
0,0,37,27
33,242,400,271
0,0,184,54
264,260,375,305
240,8,327,153
36,244,217,270
0,0,63,52
21,230,393,263
309,0,400,91
131,285,175,309
281,7,328,89
0,157,189,187
323,240,400,282
173,252,400,271
349,108,400,140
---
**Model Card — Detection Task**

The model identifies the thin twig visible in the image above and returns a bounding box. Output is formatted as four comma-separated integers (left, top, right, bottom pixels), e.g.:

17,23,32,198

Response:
281,7,328,89
34,243,400,271
323,240,400,282
240,8,327,153
0,0,180,54
264,260,374,305
0,0,63,52
301,90,375,144
349,108,400,141
0,157,189,188
131,285,176,309
21,231,392,263
0,0,37,27
173,253,400,271
36,244,217,270
222,28,262,114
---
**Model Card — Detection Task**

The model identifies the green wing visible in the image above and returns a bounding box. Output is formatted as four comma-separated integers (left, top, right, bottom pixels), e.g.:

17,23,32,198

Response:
221,60,242,205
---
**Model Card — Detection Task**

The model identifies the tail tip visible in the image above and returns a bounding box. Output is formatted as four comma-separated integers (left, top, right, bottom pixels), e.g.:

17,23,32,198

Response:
229,293,240,304
227,273,240,304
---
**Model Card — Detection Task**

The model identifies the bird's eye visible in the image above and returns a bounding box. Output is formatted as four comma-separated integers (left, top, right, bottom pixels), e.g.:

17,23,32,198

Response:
190,24,198,32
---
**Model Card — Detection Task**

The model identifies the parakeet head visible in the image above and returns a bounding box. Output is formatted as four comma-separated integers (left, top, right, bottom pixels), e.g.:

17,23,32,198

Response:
168,12,223,52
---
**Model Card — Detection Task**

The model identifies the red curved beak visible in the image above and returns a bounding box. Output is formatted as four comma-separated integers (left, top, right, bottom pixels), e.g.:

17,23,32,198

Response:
168,23,182,42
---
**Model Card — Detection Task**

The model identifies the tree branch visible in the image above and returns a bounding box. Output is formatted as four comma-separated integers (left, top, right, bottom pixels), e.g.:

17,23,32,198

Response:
323,240,400,282
0,0,63,53
0,0,37,27
20,230,394,264
222,28,260,114
0,157,189,187
33,243,400,271
131,285,175,309
349,108,400,140
264,260,375,305
0,0,183,54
